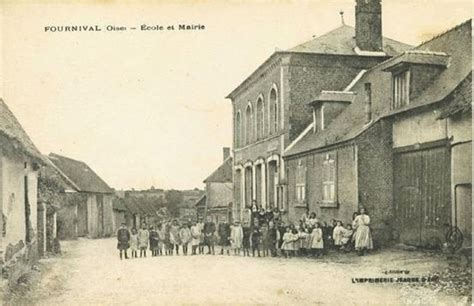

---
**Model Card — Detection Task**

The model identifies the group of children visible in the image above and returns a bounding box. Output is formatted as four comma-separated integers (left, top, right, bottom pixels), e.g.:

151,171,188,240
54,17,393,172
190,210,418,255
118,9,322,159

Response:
116,206,373,260
116,219,222,259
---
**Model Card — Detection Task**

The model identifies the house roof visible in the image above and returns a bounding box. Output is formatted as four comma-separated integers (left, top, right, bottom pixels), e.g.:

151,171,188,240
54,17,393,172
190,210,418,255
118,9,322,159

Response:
437,72,472,119
289,25,412,57
0,99,44,162
226,25,411,100
112,198,128,212
194,194,206,208
203,156,233,183
48,153,114,194
285,20,472,157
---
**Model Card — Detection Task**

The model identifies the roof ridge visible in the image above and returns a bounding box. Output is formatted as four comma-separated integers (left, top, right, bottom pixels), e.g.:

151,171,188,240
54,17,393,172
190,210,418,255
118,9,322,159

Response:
418,19,472,49
49,152,87,164
289,24,353,51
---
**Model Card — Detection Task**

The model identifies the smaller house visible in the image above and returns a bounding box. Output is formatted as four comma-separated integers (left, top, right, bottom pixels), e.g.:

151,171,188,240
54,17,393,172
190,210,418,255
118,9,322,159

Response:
48,153,115,239
202,148,233,224
194,194,206,222
284,20,472,248
37,158,75,256
112,197,128,233
0,99,45,283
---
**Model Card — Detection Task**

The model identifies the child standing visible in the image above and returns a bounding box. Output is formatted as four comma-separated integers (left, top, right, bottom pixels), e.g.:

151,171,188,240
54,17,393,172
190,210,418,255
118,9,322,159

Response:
332,220,345,250
242,226,251,257
149,226,159,256
116,223,130,260
298,226,308,257
260,223,269,257
310,223,324,257
281,227,294,258
292,228,300,257
341,224,354,252
138,224,149,258
230,221,243,256
190,221,201,255
266,221,279,257
156,224,165,256
304,227,312,257
129,228,138,258
250,226,261,257
179,224,192,255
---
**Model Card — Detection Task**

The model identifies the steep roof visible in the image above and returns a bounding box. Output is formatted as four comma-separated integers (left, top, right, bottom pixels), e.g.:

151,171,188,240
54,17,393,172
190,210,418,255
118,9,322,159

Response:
437,72,472,119
0,99,44,162
204,157,233,183
226,25,411,100
112,198,128,212
285,20,472,157
194,194,206,208
48,153,114,194
289,25,412,56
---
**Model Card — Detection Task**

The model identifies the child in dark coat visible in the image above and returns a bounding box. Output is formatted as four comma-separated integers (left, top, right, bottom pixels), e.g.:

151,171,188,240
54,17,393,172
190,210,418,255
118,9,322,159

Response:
242,227,251,256
250,226,262,257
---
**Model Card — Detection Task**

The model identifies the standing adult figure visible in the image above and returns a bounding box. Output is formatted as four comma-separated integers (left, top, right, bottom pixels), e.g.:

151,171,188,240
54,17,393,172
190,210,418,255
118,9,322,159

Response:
117,222,130,260
353,208,373,256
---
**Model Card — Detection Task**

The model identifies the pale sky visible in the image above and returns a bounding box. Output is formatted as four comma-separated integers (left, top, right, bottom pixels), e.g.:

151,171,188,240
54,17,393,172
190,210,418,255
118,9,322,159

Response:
1,0,472,190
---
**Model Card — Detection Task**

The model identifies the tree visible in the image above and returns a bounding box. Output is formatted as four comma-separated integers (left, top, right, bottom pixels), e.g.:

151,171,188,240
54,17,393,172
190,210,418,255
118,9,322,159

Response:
165,190,183,217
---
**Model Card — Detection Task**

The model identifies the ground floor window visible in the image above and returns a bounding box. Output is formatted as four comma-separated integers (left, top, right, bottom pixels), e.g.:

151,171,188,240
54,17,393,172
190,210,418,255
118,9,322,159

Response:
322,153,337,204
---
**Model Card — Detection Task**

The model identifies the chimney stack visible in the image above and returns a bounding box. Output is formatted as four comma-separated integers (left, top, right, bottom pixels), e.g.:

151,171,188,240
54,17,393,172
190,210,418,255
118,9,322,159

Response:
355,0,383,52
223,147,230,161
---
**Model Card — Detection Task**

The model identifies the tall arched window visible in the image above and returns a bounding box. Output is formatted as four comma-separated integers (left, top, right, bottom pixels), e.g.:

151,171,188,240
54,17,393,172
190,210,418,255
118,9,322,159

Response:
235,111,241,148
245,104,253,145
269,87,279,134
256,96,264,140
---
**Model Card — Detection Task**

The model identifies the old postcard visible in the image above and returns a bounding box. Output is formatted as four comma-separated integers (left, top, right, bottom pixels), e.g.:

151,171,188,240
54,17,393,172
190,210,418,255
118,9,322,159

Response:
0,0,472,305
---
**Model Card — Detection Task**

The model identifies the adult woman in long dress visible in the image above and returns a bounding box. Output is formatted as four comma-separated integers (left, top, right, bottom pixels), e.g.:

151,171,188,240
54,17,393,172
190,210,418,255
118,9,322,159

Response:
353,208,373,255
230,221,243,255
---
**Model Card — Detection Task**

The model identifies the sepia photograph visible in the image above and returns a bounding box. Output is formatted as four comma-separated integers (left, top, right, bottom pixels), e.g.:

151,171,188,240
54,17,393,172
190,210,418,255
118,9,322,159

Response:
0,0,472,304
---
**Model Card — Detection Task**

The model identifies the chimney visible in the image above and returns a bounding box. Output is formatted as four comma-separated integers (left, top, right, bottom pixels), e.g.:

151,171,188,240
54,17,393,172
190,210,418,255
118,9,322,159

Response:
355,0,383,52
223,147,230,161
364,83,372,123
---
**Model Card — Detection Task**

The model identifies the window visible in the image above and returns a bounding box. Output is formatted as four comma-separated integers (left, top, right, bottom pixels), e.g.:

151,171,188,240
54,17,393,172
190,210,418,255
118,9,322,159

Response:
235,111,241,147
322,154,337,203
313,107,323,133
392,70,410,109
295,160,306,202
245,104,253,145
269,87,278,134
256,97,264,140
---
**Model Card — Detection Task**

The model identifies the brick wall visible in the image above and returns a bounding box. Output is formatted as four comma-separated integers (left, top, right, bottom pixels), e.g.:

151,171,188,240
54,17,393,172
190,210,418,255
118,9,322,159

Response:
288,54,385,141
286,143,358,224
356,120,394,247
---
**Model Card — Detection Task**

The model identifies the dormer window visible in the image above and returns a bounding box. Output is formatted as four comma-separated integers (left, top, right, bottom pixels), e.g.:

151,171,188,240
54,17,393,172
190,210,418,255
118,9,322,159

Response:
392,70,410,109
383,50,450,110
309,91,354,133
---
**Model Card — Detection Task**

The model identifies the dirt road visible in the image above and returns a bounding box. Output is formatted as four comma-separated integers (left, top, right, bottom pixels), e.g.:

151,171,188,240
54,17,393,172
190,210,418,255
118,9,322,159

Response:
10,238,469,305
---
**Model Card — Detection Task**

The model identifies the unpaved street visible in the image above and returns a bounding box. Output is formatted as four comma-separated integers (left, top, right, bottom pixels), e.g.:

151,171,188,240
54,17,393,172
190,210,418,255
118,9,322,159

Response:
15,238,469,305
